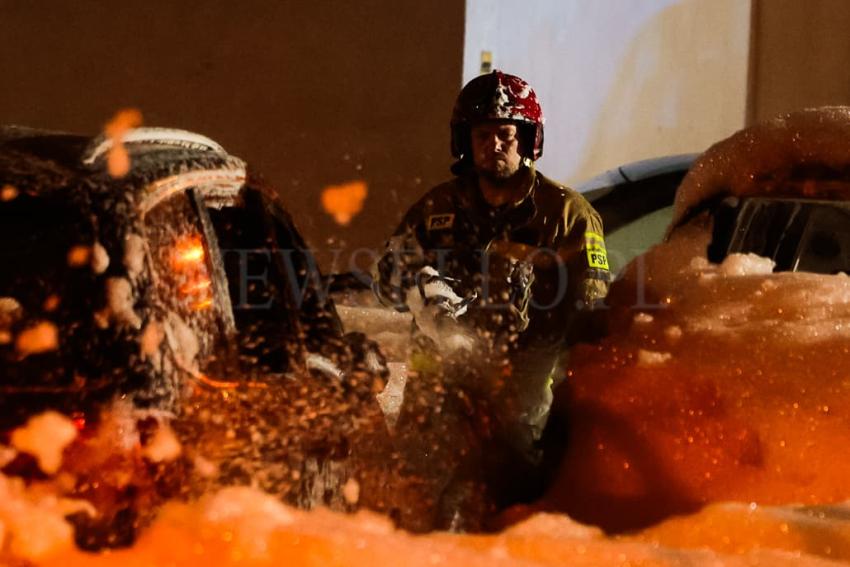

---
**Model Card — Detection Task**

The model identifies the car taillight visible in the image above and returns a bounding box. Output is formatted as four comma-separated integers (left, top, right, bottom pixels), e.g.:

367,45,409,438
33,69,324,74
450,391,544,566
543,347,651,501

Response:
71,412,87,432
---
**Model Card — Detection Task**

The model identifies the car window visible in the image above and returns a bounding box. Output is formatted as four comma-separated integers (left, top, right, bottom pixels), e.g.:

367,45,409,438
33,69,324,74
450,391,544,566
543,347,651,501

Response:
589,169,686,276
204,187,345,371
264,197,344,352
205,189,301,373
708,197,850,274
604,205,673,275
144,191,223,358
795,206,850,273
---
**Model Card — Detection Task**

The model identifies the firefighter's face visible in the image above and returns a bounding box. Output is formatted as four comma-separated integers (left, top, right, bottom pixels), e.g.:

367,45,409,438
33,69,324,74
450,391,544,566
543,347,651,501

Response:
470,122,523,181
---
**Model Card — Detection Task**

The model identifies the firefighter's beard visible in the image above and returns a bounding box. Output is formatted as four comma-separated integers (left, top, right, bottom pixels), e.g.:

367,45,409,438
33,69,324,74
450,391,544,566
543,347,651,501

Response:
475,154,522,185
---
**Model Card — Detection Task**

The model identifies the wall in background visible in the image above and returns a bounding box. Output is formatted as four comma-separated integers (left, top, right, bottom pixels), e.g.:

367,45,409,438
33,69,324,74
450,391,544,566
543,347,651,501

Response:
8,1,850,271
463,0,752,185
0,0,465,270
748,0,850,124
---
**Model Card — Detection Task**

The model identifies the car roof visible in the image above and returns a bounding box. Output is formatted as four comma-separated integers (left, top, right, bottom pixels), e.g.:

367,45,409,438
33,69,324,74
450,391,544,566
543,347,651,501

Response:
0,126,246,200
0,126,91,169
577,153,698,200
575,154,697,235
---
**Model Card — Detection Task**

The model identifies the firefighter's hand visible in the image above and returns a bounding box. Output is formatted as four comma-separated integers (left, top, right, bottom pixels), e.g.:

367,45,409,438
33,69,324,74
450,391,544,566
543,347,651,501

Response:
405,267,479,354
415,266,476,320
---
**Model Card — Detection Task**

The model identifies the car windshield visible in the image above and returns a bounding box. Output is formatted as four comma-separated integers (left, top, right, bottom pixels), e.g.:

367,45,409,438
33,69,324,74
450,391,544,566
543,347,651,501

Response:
709,196,850,274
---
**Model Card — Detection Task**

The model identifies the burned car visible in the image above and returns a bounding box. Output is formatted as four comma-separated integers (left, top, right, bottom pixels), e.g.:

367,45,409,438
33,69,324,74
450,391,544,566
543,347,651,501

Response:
0,126,384,411
0,126,388,546
542,106,850,534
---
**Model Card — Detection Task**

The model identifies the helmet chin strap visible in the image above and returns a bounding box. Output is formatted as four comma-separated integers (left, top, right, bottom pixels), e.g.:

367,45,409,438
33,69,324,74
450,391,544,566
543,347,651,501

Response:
450,156,474,176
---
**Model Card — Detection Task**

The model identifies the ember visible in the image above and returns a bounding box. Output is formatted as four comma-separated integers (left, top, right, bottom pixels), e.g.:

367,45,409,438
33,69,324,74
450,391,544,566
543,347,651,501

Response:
103,108,143,178
321,180,368,225
15,320,59,357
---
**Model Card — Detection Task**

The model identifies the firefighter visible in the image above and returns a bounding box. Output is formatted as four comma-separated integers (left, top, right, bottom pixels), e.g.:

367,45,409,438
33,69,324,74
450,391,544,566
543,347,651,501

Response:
374,71,610,523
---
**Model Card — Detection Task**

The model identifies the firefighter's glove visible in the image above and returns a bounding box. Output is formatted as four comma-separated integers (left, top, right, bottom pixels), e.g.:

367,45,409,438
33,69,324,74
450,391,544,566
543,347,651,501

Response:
415,266,477,320
507,259,534,332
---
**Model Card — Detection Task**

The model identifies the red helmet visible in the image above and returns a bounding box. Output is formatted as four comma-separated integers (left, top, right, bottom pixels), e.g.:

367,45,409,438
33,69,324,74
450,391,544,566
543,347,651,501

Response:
450,70,545,162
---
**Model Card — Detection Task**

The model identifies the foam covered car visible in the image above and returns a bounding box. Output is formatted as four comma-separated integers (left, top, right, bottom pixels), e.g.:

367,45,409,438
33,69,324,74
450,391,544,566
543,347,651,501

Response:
543,106,850,533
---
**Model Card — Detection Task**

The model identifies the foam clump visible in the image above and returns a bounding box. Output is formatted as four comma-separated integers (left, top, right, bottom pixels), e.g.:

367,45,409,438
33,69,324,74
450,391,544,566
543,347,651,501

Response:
672,106,850,228
9,481,847,566
11,411,77,474
717,253,775,277
546,218,850,533
0,474,94,562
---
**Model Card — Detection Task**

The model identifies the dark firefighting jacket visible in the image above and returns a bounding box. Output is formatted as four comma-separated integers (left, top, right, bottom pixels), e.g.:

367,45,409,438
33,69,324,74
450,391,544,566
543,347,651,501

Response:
375,167,610,348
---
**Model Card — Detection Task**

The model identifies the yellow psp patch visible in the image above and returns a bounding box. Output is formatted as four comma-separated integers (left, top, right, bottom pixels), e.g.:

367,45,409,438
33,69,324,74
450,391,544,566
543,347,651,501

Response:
585,231,610,271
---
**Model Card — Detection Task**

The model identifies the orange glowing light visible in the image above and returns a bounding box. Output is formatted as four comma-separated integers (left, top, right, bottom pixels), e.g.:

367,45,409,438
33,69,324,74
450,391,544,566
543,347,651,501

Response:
174,245,204,265
1,184,18,201
169,235,214,310
193,373,268,391
321,180,368,225
66,245,92,267
195,374,239,389
104,108,143,178
171,236,206,269
191,298,214,311
180,279,212,296
43,295,61,312
71,415,86,432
